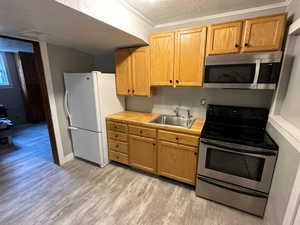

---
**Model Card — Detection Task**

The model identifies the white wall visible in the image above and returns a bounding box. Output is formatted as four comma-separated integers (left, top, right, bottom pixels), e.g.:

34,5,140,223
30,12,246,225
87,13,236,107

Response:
0,53,27,125
279,25,300,129
47,43,94,157
126,88,274,118
265,123,300,225
55,0,152,43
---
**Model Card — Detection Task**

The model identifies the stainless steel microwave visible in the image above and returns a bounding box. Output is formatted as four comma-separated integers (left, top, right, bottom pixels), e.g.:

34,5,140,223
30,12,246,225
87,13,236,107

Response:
203,51,282,89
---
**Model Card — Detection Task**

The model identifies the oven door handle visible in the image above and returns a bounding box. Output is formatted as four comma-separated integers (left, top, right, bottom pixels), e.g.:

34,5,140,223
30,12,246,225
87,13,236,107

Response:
200,140,277,156
198,175,268,199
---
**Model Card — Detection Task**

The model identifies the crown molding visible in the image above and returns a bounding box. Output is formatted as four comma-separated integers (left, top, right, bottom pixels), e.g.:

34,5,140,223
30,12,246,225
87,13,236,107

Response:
117,0,155,26
155,1,288,28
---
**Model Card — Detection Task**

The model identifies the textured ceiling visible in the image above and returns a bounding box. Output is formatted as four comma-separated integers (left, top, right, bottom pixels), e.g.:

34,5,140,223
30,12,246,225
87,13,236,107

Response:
123,0,285,25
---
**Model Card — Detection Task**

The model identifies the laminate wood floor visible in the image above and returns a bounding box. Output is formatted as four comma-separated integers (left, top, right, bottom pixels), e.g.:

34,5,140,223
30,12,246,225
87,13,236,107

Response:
0,124,267,225
0,123,53,162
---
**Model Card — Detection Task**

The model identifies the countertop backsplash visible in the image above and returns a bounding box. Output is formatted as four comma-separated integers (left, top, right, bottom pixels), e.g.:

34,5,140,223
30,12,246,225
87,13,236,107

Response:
125,87,274,119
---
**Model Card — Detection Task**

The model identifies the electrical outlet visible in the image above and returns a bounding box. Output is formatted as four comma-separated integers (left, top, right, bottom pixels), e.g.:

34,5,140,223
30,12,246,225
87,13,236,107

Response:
200,99,207,105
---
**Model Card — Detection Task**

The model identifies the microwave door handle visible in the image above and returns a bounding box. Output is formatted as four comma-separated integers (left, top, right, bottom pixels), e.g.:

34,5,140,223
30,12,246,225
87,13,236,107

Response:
200,140,276,156
198,176,268,199
253,59,261,87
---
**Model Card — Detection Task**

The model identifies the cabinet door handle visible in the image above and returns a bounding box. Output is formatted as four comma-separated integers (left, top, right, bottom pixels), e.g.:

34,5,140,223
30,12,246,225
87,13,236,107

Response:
169,80,173,83
176,80,179,84
194,152,198,156
128,89,130,93
244,43,249,47
235,44,239,48
132,89,135,93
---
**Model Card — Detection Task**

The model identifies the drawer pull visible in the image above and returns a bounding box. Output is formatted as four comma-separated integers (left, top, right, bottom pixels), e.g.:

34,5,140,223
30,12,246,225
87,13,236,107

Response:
114,126,117,129
115,134,118,138
175,137,179,141
116,144,119,148
140,130,143,134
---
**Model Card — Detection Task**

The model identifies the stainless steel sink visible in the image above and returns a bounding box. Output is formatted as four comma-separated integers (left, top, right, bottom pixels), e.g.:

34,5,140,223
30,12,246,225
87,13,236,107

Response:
150,115,195,128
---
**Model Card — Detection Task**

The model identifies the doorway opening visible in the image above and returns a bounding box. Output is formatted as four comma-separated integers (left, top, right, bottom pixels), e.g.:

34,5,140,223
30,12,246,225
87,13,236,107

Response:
0,36,59,164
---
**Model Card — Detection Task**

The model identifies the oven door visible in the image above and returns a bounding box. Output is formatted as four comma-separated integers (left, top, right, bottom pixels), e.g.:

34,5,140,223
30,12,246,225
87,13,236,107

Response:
198,139,277,193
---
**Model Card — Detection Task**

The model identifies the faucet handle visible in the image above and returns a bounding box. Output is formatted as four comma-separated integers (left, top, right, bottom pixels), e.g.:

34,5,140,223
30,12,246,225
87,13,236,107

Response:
187,109,193,119
173,106,180,117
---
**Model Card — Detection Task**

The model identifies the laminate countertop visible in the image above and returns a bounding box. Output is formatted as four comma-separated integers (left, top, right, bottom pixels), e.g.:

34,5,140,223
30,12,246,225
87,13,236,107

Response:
106,111,205,135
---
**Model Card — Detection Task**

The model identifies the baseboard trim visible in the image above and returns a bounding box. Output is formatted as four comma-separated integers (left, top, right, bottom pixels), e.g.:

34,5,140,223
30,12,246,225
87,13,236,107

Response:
62,153,74,164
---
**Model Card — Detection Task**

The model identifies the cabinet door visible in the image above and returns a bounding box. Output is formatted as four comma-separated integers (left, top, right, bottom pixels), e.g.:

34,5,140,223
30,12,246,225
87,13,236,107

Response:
174,26,207,87
131,47,151,96
150,31,175,86
115,49,132,95
241,14,286,52
158,141,198,185
129,135,156,173
207,21,243,55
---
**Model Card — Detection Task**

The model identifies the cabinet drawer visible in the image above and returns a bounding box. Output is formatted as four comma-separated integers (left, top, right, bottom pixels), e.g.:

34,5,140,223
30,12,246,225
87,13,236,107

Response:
128,125,156,139
109,139,128,154
158,130,199,147
109,150,128,165
107,121,128,133
108,131,127,142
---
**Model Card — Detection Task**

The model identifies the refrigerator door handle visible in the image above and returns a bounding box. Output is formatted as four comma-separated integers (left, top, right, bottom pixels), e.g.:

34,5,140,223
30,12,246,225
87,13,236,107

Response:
64,90,72,124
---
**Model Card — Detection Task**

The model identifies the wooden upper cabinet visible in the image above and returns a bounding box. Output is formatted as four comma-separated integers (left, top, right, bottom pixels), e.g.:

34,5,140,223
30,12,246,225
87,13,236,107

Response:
129,135,157,174
241,14,286,52
157,141,198,185
174,26,207,87
207,21,243,55
131,46,151,96
150,31,175,86
115,47,152,96
115,48,132,95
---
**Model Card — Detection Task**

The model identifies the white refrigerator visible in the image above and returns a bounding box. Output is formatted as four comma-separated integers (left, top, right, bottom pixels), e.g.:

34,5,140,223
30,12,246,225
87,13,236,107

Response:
64,72,124,167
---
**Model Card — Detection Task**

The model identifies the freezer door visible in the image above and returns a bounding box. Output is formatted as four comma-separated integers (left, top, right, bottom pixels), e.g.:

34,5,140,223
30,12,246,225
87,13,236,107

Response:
64,73,101,132
70,128,104,166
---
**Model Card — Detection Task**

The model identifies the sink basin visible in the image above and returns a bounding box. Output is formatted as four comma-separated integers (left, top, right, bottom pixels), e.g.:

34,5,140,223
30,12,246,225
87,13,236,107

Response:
150,115,195,128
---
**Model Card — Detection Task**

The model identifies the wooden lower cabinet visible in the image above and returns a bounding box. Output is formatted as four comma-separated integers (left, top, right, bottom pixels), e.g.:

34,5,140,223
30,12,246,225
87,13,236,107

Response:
157,141,198,185
129,135,157,174
109,150,128,165
106,120,200,185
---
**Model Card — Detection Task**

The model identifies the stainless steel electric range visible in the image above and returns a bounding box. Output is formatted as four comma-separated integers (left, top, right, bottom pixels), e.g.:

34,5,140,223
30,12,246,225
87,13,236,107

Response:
196,105,278,217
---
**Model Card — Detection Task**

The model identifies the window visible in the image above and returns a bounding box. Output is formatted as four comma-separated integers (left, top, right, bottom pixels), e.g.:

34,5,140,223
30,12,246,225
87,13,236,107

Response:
0,53,10,86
